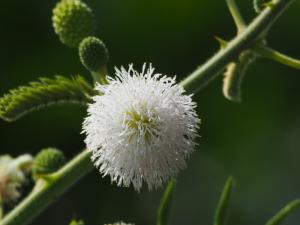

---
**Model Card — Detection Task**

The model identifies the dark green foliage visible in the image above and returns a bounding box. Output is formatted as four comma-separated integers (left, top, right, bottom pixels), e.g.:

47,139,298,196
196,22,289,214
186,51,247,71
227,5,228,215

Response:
0,75,95,122
79,36,109,72
32,148,66,179
52,0,96,48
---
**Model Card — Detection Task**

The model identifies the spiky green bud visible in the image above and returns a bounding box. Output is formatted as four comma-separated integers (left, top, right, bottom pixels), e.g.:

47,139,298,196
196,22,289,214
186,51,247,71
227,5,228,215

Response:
52,0,96,48
79,36,109,73
32,148,66,179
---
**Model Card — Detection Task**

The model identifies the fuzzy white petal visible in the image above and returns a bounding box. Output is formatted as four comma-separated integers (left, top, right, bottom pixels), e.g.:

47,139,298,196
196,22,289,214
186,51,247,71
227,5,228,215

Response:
83,64,200,191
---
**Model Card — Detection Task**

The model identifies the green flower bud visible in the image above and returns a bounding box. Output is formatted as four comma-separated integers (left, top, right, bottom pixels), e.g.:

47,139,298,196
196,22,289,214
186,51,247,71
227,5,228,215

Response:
32,148,66,179
253,0,270,13
79,36,109,73
52,0,96,48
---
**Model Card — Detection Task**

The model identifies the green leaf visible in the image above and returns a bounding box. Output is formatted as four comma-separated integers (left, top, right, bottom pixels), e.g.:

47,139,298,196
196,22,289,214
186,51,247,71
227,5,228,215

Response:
213,176,235,225
265,199,300,225
0,75,95,122
156,179,176,225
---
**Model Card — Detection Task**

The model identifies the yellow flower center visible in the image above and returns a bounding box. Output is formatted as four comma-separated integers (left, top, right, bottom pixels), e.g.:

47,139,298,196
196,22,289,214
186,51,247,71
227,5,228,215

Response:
125,105,159,144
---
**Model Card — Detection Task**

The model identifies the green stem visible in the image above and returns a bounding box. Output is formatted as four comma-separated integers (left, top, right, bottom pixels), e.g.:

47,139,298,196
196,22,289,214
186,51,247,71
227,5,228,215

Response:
180,0,294,94
213,177,235,225
254,45,300,70
0,150,92,225
225,0,247,33
0,0,295,225
156,180,176,225
265,199,300,225
91,67,109,85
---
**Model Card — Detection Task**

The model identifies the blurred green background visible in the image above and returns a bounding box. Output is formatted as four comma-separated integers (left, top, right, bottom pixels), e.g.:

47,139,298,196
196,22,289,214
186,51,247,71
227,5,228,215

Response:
1,0,300,225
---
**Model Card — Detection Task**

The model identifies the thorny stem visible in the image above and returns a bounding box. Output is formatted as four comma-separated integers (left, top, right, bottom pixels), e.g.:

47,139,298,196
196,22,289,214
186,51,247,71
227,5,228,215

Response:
0,0,295,225
180,0,294,94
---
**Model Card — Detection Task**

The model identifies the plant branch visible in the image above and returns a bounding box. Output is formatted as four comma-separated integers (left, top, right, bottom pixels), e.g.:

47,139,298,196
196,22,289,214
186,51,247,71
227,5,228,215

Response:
226,0,247,33
180,0,294,94
254,45,300,70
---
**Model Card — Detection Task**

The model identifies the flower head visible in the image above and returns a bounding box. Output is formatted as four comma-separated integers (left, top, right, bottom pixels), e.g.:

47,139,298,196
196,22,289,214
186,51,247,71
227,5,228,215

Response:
79,36,109,73
52,0,96,48
83,64,200,191
32,148,66,180
0,154,33,203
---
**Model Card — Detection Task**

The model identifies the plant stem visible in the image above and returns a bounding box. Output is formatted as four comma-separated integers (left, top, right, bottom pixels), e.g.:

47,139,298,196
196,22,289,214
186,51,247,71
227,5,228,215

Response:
0,0,295,225
156,180,176,225
91,67,109,85
226,0,247,33
0,150,92,225
254,45,300,70
213,176,235,225
180,0,294,94
265,199,300,225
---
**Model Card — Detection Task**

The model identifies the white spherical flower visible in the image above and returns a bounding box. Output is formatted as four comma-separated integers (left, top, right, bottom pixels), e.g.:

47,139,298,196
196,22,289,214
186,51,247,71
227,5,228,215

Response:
0,154,33,203
83,64,200,191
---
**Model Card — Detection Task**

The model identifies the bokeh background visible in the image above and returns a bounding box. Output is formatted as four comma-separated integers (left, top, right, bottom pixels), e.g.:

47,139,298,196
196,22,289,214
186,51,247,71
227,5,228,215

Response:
1,0,300,225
